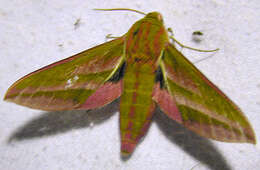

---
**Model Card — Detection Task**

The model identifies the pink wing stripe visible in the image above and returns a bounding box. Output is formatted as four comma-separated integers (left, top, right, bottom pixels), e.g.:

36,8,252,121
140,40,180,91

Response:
152,83,182,123
79,81,122,110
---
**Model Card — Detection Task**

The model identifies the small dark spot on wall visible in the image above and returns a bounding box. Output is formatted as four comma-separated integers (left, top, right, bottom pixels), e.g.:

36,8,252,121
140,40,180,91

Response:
74,18,81,30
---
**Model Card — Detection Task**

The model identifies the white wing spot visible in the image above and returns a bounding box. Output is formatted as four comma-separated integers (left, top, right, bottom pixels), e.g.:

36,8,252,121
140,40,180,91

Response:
73,75,79,81
65,75,79,89
65,79,73,89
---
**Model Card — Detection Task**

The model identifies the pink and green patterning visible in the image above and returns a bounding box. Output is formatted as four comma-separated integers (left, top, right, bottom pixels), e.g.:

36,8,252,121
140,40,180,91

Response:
4,12,256,157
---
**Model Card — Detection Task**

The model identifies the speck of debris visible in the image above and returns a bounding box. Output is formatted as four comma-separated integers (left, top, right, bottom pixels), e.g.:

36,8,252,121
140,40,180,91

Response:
74,18,81,30
192,31,204,43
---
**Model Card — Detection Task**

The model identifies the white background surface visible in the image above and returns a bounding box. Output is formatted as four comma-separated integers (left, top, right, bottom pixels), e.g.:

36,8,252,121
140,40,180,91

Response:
1,0,260,170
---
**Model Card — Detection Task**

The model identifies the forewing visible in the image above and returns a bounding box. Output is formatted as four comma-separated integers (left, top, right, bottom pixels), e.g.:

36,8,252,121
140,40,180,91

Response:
4,38,125,111
156,43,255,143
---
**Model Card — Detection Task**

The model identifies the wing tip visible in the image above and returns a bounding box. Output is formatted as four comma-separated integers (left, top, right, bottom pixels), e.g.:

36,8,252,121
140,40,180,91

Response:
241,123,257,144
246,129,257,145
3,90,14,102
3,83,20,102
249,139,257,145
3,94,8,101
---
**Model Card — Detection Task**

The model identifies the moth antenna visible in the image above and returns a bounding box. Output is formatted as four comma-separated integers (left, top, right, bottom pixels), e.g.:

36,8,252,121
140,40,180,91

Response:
93,8,146,15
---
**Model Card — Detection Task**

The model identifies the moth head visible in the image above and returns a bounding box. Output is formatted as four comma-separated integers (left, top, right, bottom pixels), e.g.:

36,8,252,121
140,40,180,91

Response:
145,12,164,23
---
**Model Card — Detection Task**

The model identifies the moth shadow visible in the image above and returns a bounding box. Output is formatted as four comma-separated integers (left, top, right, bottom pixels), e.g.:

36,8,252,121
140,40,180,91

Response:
8,101,231,169
154,108,232,170
8,99,119,143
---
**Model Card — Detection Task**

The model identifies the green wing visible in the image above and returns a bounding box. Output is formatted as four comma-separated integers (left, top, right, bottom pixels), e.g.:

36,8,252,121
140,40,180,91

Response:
156,43,255,143
4,38,125,111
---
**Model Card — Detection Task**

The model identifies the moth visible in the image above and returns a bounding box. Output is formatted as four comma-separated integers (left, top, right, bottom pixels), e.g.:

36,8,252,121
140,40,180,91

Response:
4,8,256,157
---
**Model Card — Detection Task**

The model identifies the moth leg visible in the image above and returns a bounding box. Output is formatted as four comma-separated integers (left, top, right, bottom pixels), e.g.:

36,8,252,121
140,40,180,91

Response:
106,34,120,40
167,27,219,52
167,28,174,36
170,35,219,52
